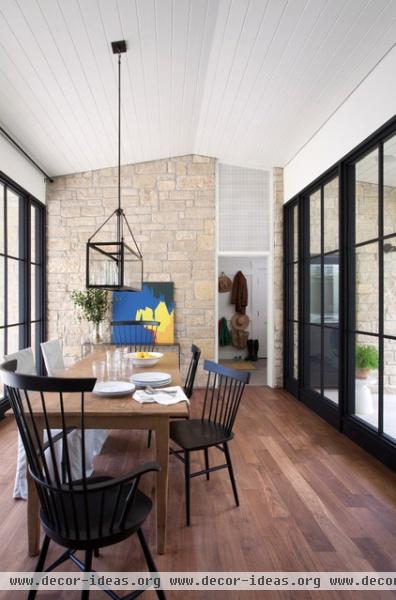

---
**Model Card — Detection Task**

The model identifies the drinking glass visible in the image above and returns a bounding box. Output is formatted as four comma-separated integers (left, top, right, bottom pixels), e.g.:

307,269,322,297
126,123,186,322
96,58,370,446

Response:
92,360,106,381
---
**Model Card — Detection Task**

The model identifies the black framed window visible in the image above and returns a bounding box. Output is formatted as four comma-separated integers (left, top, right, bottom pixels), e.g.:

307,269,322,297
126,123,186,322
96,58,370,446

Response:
284,115,396,470
348,133,396,443
0,173,45,415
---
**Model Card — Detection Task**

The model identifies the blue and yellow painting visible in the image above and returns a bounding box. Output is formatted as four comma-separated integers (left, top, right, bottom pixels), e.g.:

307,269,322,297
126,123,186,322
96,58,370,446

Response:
112,282,174,344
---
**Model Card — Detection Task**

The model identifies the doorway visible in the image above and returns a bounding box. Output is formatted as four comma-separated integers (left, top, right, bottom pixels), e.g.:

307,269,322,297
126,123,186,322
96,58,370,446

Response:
217,256,268,385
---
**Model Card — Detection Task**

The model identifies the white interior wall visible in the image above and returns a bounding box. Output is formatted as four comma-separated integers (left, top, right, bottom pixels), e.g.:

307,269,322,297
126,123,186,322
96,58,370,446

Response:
0,134,46,203
283,46,396,202
218,256,267,360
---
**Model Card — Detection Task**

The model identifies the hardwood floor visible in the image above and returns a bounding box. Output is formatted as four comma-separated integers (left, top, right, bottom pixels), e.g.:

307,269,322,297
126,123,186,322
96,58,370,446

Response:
0,386,396,599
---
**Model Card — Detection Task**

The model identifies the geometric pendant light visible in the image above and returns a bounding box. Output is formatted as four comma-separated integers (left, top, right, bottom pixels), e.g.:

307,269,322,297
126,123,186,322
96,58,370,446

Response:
86,40,143,291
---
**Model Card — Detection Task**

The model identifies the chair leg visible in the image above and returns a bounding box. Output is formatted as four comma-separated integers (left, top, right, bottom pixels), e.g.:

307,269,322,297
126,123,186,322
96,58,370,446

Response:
94,548,100,558
223,442,239,506
28,535,50,600
184,450,191,526
204,448,210,480
147,430,152,448
137,528,167,600
81,549,93,600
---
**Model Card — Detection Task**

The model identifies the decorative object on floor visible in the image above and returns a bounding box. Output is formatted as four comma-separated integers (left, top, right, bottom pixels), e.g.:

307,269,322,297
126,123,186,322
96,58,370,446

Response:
71,289,110,343
245,339,259,362
0,361,165,600
86,40,143,292
231,270,248,314
218,317,231,346
169,360,250,526
220,359,256,371
218,272,232,293
356,344,379,379
231,329,249,349
113,282,175,343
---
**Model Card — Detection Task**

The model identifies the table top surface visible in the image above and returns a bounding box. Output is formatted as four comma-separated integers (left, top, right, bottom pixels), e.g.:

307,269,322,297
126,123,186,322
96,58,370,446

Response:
28,348,188,418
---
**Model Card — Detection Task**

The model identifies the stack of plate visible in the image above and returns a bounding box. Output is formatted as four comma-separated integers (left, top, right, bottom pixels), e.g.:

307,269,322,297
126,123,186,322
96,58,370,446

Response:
131,372,172,388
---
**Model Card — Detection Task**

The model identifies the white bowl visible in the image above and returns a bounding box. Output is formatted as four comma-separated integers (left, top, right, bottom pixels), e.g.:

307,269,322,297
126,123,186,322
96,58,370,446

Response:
126,351,163,367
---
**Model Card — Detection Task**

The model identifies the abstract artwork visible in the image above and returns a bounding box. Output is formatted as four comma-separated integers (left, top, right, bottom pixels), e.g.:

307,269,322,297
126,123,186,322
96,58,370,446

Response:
112,282,175,343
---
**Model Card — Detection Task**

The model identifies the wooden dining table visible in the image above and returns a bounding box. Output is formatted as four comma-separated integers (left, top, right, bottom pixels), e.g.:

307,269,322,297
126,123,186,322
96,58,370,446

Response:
26,347,188,556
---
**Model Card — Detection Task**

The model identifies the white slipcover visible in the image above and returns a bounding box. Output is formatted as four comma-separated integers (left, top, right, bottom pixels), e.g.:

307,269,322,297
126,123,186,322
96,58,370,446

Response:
4,346,107,500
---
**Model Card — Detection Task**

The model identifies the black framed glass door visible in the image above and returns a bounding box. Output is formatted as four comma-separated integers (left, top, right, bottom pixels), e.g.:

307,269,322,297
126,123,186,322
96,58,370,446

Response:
284,116,396,470
343,132,396,454
0,173,46,416
300,175,341,426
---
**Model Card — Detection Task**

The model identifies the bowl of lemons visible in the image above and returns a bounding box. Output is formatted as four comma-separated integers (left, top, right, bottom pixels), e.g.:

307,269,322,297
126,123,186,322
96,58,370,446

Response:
126,351,163,367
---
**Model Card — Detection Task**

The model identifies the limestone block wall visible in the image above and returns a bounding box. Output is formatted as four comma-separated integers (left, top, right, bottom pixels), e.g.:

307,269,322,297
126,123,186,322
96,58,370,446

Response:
46,155,216,385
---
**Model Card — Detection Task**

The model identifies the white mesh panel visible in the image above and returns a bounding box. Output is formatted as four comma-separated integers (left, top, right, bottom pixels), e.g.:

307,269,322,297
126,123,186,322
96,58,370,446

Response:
218,163,270,252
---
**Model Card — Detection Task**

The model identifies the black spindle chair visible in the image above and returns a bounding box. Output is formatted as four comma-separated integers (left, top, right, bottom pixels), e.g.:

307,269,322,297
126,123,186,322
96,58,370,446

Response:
169,360,250,526
0,360,165,600
111,320,160,351
147,345,201,448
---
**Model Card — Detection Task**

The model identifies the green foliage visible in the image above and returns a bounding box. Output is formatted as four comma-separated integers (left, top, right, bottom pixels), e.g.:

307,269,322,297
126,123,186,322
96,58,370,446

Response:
356,344,379,370
71,289,110,325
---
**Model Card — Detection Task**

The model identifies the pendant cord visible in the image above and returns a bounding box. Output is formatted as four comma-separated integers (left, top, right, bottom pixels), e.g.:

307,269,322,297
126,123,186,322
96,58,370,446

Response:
117,52,122,243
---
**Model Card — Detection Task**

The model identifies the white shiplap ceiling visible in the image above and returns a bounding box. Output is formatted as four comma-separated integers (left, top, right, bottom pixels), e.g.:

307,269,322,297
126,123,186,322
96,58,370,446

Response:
0,0,395,177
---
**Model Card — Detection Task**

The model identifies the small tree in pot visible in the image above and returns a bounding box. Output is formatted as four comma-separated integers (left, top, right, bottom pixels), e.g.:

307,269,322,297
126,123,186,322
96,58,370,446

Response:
71,289,110,344
356,344,379,379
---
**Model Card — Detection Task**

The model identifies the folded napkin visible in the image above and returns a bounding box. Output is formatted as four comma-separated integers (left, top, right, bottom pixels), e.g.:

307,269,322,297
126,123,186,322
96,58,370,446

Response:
133,386,189,406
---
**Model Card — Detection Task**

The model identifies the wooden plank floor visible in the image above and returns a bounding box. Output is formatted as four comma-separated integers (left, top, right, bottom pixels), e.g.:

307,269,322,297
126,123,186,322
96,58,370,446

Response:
0,386,396,599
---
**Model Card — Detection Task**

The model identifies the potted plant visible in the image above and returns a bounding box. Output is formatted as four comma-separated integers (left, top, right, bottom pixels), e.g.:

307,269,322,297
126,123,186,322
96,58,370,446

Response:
71,289,110,344
355,344,379,379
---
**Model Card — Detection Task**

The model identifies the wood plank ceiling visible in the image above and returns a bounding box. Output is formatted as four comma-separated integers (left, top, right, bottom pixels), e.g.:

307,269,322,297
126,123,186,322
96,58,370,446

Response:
0,0,395,176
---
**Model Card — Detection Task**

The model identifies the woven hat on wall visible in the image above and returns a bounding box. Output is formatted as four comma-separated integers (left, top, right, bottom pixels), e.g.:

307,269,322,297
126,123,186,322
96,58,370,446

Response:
218,272,232,293
231,313,250,330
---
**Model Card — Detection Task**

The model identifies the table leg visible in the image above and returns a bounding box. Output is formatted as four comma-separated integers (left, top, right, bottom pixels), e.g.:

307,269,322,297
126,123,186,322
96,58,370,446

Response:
27,469,40,556
155,417,169,554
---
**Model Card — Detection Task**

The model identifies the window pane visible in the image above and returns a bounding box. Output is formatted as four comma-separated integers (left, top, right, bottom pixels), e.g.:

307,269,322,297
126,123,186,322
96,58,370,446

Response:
383,135,396,237
293,323,298,380
293,263,298,321
384,337,396,440
323,327,339,404
323,177,339,252
31,204,37,263
356,242,378,334
308,325,321,393
0,257,4,326
323,254,339,325
7,325,20,354
355,148,379,244
293,204,298,261
0,183,3,254
7,259,20,325
310,257,321,324
354,334,378,429
309,190,321,255
384,243,396,336
7,190,21,258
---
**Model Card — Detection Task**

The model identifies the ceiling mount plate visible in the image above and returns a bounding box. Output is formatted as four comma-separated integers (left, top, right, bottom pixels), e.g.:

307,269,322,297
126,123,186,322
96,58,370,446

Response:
111,40,127,54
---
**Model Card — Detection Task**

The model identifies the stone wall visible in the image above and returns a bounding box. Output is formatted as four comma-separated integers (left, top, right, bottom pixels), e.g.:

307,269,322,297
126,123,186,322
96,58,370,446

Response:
272,167,284,387
46,155,216,385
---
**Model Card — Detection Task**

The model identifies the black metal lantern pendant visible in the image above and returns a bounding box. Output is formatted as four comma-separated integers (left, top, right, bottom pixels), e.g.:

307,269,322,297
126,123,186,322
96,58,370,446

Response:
86,40,143,291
